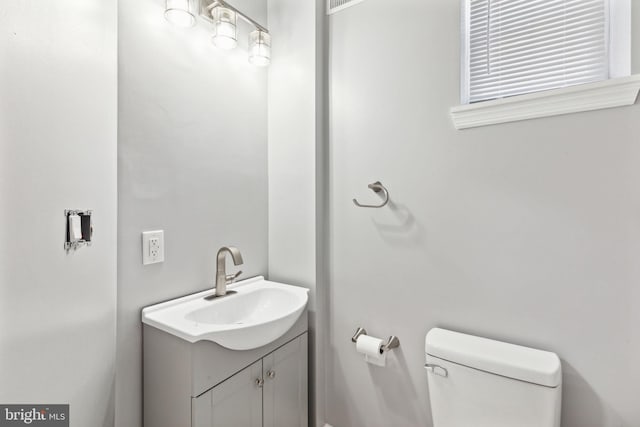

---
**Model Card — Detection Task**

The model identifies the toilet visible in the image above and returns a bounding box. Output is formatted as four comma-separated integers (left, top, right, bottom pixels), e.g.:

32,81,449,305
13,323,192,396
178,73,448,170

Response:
425,328,562,427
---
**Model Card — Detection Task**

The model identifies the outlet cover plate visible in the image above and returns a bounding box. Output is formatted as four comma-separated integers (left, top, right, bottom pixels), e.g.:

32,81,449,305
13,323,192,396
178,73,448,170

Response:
142,230,165,265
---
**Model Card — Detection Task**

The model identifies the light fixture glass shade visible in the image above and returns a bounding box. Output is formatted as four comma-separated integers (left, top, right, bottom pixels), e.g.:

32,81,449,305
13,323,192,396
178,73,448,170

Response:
164,0,196,28
248,30,271,67
211,7,238,50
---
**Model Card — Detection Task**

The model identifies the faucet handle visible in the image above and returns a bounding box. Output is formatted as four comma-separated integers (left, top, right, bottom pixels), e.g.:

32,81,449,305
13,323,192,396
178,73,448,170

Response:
226,270,243,283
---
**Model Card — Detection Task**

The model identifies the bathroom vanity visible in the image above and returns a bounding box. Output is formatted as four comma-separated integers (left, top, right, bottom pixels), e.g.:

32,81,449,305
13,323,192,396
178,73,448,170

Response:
142,277,309,427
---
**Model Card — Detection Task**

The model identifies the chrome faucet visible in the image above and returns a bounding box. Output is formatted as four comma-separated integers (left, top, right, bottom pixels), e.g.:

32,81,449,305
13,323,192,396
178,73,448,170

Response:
213,246,243,297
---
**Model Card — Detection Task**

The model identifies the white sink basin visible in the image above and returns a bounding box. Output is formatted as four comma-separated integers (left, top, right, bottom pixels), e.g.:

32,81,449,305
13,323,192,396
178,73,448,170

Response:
142,277,309,350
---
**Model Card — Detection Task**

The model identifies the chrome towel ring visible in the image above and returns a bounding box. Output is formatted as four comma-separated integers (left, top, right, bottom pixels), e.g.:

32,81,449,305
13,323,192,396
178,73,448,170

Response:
353,181,389,208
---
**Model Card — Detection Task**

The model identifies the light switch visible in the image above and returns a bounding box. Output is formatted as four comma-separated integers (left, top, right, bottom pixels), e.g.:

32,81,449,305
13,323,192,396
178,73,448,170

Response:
142,230,164,265
69,214,82,242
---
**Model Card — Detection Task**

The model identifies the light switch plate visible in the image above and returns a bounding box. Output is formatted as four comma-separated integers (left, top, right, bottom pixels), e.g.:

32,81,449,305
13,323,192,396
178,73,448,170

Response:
142,230,165,265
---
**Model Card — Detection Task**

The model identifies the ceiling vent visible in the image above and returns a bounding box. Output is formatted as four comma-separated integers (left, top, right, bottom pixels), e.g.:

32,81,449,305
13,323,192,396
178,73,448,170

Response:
327,0,366,15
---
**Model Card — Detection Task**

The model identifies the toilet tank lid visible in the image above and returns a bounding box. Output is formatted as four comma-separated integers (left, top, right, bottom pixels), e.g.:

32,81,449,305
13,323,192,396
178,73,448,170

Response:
425,328,561,387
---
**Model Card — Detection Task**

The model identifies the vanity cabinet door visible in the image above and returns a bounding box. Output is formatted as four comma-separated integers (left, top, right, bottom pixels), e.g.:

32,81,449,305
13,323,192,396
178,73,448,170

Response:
263,334,308,427
192,360,263,427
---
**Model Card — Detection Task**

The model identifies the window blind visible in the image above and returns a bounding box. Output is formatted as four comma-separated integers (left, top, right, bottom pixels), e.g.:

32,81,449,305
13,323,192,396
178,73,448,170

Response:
465,0,609,103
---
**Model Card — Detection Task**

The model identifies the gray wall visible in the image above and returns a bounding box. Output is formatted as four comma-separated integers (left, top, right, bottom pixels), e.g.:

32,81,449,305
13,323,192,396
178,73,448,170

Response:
116,0,268,425
268,0,318,308
0,1,118,426
326,1,640,426
266,0,327,425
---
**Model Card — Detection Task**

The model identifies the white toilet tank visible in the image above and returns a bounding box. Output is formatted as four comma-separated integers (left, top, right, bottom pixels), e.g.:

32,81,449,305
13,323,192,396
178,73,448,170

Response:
425,328,562,427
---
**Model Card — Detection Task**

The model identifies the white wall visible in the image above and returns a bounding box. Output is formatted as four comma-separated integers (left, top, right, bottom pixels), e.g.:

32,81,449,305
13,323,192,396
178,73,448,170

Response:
268,0,318,292
267,0,326,425
0,1,118,426
326,1,640,426
116,0,269,425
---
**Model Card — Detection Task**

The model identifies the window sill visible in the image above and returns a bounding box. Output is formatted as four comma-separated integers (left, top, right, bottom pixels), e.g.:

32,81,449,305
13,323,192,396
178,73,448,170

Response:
450,75,640,130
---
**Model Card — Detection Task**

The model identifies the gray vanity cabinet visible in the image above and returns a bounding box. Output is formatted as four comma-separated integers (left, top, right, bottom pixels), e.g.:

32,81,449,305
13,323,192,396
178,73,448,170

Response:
192,334,308,427
143,311,308,427
192,361,262,427
263,334,308,427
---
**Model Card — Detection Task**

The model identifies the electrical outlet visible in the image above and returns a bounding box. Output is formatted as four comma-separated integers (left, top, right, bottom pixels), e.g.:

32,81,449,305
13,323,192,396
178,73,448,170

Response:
142,230,164,265
149,237,160,258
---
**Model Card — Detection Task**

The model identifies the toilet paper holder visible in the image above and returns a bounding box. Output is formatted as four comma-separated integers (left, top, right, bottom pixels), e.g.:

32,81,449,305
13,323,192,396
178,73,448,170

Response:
351,327,400,353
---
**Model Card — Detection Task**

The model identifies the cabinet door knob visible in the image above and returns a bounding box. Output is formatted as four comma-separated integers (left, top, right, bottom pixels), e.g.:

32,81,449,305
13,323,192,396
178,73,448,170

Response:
255,378,264,388
267,370,276,379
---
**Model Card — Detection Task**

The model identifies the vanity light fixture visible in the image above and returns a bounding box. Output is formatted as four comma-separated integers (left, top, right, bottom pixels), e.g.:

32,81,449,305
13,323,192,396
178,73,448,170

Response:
164,0,196,28
206,0,271,66
248,30,271,67
164,0,271,66
211,6,238,49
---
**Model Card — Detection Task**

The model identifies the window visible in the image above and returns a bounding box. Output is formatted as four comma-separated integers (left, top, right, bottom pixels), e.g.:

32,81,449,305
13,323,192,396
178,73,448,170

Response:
461,0,631,104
